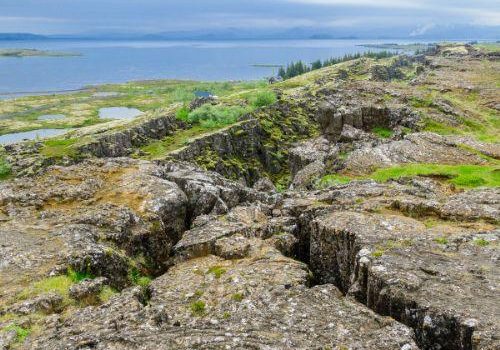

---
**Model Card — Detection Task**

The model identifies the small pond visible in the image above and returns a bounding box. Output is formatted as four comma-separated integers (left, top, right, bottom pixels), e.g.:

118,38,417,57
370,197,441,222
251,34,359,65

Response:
194,90,213,98
0,129,71,145
37,114,66,121
98,107,143,120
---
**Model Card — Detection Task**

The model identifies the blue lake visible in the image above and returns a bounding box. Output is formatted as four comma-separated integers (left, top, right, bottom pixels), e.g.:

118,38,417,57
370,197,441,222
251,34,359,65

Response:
0,39,423,96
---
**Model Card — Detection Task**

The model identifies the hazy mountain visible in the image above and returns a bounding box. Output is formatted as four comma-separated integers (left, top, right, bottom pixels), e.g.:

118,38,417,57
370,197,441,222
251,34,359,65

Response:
1,24,498,41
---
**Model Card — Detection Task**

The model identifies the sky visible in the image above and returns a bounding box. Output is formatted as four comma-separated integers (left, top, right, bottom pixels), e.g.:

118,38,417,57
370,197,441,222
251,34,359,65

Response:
1,0,499,38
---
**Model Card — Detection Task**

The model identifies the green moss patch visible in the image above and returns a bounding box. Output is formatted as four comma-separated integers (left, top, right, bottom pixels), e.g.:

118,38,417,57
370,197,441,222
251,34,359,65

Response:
320,164,500,189
372,126,393,139
40,138,79,159
316,174,352,189
370,164,499,188
2,324,30,344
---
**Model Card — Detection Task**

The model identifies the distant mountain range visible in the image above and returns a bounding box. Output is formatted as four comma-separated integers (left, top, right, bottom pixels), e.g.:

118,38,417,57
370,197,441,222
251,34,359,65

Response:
0,24,498,41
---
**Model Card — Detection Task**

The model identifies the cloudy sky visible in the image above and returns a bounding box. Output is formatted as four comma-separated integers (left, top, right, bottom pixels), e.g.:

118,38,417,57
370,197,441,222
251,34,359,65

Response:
1,0,499,37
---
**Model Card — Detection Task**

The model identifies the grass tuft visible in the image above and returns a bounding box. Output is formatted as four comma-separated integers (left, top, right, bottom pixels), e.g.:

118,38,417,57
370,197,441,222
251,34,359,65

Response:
372,126,393,139
207,266,227,279
190,300,206,316
316,174,352,189
3,324,30,343
474,238,490,247
0,155,11,180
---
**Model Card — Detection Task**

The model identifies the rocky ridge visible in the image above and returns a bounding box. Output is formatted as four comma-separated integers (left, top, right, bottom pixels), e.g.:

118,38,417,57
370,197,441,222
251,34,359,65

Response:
0,44,498,349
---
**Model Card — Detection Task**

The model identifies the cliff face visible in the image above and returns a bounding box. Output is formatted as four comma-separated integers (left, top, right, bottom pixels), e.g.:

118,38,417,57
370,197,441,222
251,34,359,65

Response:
0,45,499,350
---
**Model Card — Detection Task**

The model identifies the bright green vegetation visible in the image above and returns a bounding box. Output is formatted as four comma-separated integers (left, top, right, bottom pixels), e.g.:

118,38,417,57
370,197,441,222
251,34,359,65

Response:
18,275,73,301
129,267,152,287
2,324,30,343
0,48,80,58
249,90,277,107
316,174,352,189
320,164,500,189
434,237,449,245
0,153,11,180
190,300,206,316
184,105,251,129
370,164,500,188
40,138,79,159
231,293,244,302
372,126,393,139
207,266,226,279
474,238,490,247
278,51,396,80
98,286,118,302
67,267,94,283
17,268,95,305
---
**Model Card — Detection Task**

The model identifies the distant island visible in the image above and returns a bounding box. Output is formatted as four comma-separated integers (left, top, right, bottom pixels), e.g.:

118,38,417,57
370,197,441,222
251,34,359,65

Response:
358,43,437,51
0,49,81,58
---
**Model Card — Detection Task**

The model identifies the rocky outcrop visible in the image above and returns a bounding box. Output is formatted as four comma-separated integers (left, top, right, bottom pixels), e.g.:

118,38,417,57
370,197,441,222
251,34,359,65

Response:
309,211,499,350
28,235,418,350
317,104,420,142
343,132,487,174
1,48,498,350
78,111,182,158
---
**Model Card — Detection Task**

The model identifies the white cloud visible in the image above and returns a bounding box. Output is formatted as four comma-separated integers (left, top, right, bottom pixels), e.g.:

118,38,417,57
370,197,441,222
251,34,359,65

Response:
410,23,436,36
456,8,500,26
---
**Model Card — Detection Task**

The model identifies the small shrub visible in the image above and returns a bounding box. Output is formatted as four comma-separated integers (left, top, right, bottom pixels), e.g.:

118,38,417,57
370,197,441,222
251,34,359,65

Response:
372,250,384,258
190,300,206,316
207,266,226,279
222,311,231,319
250,91,277,108
187,105,249,129
175,106,189,122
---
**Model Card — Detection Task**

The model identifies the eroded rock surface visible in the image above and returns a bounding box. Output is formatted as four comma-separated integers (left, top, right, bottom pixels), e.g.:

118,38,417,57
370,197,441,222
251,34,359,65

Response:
1,46,499,350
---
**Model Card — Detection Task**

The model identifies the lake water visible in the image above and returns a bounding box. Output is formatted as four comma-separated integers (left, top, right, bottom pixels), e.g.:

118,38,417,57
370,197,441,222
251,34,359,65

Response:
99,107,143,120
0,39,422,96
0,129,71,145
